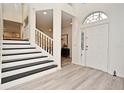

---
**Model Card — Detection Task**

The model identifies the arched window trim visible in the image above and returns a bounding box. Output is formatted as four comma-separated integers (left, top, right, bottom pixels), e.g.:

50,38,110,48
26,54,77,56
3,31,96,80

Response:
83,11,108,24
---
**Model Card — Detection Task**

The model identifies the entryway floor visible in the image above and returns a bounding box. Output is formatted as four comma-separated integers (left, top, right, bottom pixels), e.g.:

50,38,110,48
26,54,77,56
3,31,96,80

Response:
8,63,124,90
61,57,72,67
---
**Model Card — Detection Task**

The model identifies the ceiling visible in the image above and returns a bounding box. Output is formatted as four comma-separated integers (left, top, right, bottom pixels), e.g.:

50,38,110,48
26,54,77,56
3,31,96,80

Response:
36,9,73,32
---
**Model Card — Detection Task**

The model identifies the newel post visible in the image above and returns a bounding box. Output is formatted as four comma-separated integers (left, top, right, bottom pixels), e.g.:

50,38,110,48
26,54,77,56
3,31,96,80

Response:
29,6,36,46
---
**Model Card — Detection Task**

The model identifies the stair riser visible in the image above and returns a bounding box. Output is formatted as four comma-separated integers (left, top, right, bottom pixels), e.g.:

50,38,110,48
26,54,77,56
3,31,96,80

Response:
3,40,30,44
2,62,55,78
2,60,54,73
1,67,57,89
3,45,31,48
1,40,56,89
2,51,42,56
2,53,44,60
2,57,49,68
3,49,40,54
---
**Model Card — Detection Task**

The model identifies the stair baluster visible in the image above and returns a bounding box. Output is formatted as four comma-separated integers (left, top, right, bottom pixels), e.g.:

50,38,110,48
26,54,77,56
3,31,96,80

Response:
35,29,53,55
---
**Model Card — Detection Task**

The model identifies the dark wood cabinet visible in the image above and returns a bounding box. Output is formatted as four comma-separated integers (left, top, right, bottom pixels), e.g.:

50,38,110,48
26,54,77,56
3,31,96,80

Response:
61,48,70,57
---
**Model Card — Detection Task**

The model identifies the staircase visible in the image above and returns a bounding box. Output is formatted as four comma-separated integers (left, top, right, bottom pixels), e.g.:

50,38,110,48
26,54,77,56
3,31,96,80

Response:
1,40,57,89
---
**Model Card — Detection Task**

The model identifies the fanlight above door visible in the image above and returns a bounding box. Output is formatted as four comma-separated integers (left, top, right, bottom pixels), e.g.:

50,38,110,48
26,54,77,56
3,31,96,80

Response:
83,11,108,24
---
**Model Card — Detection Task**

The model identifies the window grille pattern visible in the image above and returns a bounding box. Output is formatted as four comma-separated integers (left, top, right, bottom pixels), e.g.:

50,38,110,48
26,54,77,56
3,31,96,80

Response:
83,12,108,24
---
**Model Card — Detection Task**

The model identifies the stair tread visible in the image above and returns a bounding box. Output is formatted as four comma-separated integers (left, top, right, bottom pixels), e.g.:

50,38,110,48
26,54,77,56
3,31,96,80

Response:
2,60,54,72
2,40,55,84
2,56,48,63
2,65,57,84
3,47,36,50
2,51,42,56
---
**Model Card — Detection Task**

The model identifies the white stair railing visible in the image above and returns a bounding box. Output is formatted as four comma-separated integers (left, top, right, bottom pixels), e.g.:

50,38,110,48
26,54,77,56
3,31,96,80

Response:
35,28,53,55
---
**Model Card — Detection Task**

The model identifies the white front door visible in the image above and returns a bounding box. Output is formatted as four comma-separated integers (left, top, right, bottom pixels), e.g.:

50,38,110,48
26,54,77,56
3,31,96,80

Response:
83,24,108,72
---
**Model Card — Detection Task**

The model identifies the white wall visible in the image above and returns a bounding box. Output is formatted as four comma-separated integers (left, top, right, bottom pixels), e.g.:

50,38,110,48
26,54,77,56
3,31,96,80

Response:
72,4,124,77
0,4,3,40
30,3,76,17
29,3,76,69
2,3,23,23
2,4,30,40
72,17,81,65
22,4,29,21
62,26,72,57
0,3,3,89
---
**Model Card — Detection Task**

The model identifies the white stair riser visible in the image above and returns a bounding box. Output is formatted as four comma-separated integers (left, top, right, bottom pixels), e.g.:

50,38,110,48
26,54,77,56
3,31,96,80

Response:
2,62,56,78
3,53,45,60
2,57,50,68
3,49,39,54
3,40,29,44
3,45,31,48
1,67,57,89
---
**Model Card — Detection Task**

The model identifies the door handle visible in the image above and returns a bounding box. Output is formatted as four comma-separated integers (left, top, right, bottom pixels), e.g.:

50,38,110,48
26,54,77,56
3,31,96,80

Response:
85,46,88,51
86,46,88,48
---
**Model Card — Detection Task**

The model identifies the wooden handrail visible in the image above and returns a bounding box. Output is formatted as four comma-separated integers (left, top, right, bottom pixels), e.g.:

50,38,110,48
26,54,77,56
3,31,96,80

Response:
35,28,53,40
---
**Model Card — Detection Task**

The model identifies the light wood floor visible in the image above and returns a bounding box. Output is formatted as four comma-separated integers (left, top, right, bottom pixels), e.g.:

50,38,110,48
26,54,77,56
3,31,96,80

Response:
8,63,124,90
61,57,72,67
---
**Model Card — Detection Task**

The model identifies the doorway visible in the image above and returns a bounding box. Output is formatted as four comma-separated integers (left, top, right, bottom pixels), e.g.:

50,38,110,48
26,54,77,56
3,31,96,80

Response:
36,9,53,38
61,11,73,67
81,23,109,72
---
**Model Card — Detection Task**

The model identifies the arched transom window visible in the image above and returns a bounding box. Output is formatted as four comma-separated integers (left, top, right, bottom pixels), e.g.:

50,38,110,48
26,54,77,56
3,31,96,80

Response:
83,11,108,24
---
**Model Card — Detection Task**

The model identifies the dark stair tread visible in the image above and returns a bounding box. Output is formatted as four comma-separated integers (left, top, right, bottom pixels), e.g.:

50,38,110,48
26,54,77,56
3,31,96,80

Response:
2,65,57,84
3,47,36,50
3,43,30,45
2,60,54,72
2,56,48,63
3,39,29,41
2,51,42,56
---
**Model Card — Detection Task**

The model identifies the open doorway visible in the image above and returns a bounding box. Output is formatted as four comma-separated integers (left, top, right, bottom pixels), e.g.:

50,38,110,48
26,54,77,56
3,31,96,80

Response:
36,9,53,38
61,11,73,67
35,9,53,54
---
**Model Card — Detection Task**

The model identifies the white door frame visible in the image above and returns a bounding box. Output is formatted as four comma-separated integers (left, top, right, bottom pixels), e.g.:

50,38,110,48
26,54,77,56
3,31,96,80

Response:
81,20,110,72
